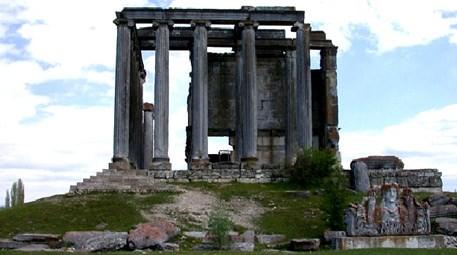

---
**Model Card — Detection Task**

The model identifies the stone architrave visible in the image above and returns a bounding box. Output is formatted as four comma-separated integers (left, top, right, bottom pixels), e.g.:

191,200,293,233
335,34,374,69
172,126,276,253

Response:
350,161,370,192
151,21,172,170
239,21,258,167
112,18,133,170
293,22,312,150
143,103,154,169
190,20,210,169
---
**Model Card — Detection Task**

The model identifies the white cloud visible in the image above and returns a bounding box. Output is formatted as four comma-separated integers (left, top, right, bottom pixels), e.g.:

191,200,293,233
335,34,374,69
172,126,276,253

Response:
171,0,457,53
340,104,457,191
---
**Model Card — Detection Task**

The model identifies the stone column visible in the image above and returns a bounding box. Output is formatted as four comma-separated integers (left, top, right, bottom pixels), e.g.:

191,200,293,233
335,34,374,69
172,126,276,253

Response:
143,103,154,169
190,21,210,169
235,47,243,162
112,18,133,170
285,50,297,166
321,46,339,154
293,22,312,150
151,21,172,170
239,21,258,168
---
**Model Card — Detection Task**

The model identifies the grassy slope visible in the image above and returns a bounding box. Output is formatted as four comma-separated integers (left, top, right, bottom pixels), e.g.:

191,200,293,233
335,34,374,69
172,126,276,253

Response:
0,192,176,237
184,182,363,239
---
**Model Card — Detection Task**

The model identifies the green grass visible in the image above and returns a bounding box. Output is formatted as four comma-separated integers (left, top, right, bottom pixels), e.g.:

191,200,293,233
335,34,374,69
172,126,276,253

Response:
1,248,457,255
0,192,176,238
184,182,363,239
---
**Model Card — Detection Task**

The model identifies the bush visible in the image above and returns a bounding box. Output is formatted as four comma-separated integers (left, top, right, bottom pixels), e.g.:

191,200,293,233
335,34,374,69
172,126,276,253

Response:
208,205,233,249
322,169,349,230
289,149,338,187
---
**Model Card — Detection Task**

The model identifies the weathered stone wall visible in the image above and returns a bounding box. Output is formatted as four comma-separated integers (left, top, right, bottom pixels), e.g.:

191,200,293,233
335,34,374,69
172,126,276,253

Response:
368,169,442,192
207,53,286,133
333,235,447,250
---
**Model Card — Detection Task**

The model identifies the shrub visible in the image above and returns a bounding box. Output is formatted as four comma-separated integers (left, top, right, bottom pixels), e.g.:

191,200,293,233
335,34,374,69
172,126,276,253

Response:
208,205,233,249
322,168,349,230
289,149,338,187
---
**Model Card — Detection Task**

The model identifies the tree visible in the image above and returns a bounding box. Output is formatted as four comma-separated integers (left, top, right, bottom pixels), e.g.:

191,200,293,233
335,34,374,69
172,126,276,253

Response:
11,182,17,207
5,190,10,208
17,179,24,206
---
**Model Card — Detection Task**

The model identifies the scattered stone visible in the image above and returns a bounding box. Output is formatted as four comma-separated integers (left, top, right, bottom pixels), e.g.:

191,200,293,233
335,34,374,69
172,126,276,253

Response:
95,222,109,230
183,231,207,239
430,204,457,218
427,193,451,207
351,161,370,192
12,233,60,243
241,230,255,243
128,221,180,250
285,190,311,198
163,242,179,251
435,217,457,236
323,230,346,242
63,231,128,252
15,244,50,252
0,239,27,249
288,238,320,251
257,234,286,245
230,242,255,252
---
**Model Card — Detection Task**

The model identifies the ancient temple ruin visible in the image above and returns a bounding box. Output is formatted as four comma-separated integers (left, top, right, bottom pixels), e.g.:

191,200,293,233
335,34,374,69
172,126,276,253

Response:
110,6,339,171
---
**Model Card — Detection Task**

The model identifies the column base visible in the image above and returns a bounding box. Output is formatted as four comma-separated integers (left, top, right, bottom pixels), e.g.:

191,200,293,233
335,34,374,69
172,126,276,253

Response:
150,158,172,170
190,159,211,170
110,157,131,171
241,157,258,170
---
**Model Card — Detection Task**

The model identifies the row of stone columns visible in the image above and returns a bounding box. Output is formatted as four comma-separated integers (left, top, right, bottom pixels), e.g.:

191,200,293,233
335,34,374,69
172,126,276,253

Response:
113,18,315,170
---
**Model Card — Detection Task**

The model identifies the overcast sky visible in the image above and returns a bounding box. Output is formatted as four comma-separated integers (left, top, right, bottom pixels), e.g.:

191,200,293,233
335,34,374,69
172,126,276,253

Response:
1,0,456,205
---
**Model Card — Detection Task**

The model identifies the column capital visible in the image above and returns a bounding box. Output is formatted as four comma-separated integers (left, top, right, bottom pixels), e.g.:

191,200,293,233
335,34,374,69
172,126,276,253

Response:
322,45,338,56
237,20,259,29
152,20,174,30
292,22,310,32
143,102,154,112
190,20,211,29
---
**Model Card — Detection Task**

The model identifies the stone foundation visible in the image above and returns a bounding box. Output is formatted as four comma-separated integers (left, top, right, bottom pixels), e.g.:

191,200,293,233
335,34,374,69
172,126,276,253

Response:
69,168,287,194
333,235,447,250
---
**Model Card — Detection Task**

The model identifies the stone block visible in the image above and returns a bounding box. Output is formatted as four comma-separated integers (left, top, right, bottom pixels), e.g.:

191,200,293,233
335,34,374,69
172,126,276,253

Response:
63,231,128,252
430,204,457,218
434,217,457,236
0,239,27,249
230,242,254,251
257,234,286,245
351,161,370,192
334,235,446,249
351,156,404,170
428,193,451,207
289,238,320,251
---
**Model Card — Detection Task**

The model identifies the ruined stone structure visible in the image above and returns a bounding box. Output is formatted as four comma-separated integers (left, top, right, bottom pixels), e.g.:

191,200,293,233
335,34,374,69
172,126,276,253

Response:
110,6,339,171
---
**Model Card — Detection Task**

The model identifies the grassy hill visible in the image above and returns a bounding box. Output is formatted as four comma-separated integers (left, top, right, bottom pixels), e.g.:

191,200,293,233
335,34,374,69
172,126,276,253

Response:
0,182,455,254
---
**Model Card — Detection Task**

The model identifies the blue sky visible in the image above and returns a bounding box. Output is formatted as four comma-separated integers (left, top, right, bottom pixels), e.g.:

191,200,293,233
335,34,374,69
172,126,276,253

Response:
0,0,457,204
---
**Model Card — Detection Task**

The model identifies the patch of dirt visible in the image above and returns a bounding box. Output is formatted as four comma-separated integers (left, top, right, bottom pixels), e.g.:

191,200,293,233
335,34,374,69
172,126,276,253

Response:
142,187,265,230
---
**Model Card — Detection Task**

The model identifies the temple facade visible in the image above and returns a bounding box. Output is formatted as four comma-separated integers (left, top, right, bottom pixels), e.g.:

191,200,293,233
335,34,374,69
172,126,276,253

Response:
110,6,339,171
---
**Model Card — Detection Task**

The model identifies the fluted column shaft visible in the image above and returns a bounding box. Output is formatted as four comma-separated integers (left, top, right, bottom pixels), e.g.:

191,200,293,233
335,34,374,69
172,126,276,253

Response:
152,21,172,169
286,50,297,165
112,18,132,169
240,22,258,161
143,103,154,169
293,22,312,150
191,21,210,164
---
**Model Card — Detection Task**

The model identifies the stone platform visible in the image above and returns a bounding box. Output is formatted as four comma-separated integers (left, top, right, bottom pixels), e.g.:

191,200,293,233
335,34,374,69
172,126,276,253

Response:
333,235,448,249
69,168,286,194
